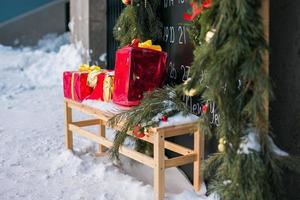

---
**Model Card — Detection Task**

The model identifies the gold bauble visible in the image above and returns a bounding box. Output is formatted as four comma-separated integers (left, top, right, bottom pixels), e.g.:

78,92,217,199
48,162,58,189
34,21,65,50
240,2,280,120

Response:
184,88,197,97
218,143,225,152
219,137,225,144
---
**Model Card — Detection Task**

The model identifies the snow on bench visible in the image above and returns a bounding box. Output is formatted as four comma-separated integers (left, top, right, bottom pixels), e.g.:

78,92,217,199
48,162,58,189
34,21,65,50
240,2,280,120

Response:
82,99,199,128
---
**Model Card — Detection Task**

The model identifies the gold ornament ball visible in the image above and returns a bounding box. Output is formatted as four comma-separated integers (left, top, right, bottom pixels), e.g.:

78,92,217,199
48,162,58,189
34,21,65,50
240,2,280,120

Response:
218,143,225,152
184,88,197,97
219,137,225,144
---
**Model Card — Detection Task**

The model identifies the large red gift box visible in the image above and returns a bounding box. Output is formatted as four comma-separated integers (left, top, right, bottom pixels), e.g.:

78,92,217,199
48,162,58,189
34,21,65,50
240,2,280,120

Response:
63,71,92,102
113,46,167,106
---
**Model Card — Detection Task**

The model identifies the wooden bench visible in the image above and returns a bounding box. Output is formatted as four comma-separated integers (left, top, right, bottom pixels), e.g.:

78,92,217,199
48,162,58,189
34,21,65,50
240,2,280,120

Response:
64,98,204,200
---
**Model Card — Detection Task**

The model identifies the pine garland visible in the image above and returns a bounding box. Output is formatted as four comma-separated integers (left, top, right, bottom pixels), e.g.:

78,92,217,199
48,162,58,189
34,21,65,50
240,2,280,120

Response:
113,0,162,47
186,0,299,199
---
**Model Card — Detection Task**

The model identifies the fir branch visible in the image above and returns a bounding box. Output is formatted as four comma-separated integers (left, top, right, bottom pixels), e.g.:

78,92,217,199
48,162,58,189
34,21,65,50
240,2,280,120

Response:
107,87,189,159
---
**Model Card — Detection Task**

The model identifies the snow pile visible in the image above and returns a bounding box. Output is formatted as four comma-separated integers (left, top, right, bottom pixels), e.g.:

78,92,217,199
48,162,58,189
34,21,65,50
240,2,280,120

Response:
0,33,217,200
83,99,130,114
0,33,83,98
238,129,289,156
83,101,199,128
238,130,261,154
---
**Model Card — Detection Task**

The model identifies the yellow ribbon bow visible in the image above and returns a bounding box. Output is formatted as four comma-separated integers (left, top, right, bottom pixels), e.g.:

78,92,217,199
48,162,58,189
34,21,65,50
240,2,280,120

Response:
87,70,102,88
79,64,101,72
138,40,162,52
103,75,114,102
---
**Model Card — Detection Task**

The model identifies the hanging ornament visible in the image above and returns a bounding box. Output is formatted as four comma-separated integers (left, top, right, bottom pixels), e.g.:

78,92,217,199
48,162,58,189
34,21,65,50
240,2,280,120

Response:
133,125,145,138
184,88,197,97
202,104,208,114
218,137,226,152
161,115,168,122
205,29,216,43
183,0,213,21
183,2,202,21
122,0,131,5
144,0,147,8
202,0,212,8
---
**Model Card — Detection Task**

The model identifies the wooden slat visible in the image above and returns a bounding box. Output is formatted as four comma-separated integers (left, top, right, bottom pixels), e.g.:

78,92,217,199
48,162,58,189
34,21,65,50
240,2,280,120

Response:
162,123,198,138
157,122,198,132
68,123,154,168
154,131,165,200
165,153,196,168
118,146,154,168
99,122,106,153
193,129,203,192
164,140,194,155
72,119,101,127
127,132,194,155
65,99,113,121
69,123,112,147
64,101,73,150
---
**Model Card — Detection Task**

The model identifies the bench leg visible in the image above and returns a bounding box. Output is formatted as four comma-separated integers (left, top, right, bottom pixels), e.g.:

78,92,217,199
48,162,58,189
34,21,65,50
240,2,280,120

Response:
193,129,203,192
64,101,73,150
98,122,106,154
154,131,165,200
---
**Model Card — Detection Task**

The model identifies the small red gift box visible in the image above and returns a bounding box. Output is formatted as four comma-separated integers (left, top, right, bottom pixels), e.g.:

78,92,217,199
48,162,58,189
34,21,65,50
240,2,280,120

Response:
87,71,114,102
113,46,167,106
63,71,92,102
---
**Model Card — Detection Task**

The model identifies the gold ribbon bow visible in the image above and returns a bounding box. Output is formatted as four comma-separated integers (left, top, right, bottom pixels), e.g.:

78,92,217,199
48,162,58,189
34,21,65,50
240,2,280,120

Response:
138,40,162,52
79,64,101,73
87,70,102,88
103,75,114,102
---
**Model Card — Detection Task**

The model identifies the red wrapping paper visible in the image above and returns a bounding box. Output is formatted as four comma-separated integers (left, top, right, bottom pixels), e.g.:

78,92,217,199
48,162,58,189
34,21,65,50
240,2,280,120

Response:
87,70,114,101
63,71,92,102
113,46,167,106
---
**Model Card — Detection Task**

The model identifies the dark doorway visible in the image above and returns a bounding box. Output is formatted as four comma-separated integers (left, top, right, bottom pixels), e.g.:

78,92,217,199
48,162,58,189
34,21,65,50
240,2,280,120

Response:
106,0,124,69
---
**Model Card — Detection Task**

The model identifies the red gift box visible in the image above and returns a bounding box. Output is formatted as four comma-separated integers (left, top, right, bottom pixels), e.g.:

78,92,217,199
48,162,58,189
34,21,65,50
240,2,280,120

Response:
63,71,92,102
113,46,167,106
88,71,114,102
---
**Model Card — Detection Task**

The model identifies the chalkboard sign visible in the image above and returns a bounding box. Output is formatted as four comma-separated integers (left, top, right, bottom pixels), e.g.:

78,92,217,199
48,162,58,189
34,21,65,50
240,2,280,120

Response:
162,0,195,182
161,0,217,182
162,0,203,116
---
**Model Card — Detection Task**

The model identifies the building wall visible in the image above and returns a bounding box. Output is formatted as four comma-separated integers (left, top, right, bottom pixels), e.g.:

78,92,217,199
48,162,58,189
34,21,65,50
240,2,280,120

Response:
270,1,300,199
0,0,68,46
0,0,56,23
70,0,107,65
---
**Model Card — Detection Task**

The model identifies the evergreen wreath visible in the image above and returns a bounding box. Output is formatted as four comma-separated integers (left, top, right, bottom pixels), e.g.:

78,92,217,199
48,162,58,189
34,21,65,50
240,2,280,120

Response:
109,0,300,199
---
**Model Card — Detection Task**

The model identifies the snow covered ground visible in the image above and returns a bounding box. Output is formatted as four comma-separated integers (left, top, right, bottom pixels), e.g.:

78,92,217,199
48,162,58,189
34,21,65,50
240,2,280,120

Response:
0,33,217,200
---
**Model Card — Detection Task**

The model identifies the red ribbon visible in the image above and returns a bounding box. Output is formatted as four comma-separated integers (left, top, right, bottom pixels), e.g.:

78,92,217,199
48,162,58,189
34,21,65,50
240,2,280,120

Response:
183,0,212,21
